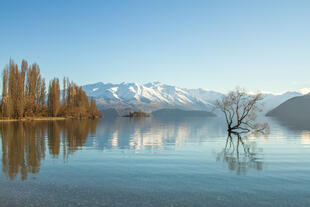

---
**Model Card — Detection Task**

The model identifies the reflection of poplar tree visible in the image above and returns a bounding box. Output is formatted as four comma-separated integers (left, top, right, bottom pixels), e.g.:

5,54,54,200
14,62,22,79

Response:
0,122,47,180
48,121,61,157
0,119,98,181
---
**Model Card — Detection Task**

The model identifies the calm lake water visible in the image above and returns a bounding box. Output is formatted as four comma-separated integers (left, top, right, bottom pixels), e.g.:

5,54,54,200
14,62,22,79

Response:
0,117,309,207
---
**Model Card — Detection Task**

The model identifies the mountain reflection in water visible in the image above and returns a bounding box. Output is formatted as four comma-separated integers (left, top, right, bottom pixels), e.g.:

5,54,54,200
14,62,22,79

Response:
0,117,309,207
0,117,225,181
1,116,310,182
93,117,222,151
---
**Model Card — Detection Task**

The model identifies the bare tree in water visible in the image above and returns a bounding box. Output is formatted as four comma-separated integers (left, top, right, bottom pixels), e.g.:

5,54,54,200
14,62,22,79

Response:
216,88,269,133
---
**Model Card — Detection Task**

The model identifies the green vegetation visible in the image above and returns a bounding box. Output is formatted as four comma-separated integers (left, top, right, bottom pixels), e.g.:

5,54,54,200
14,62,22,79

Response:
0,59,101,120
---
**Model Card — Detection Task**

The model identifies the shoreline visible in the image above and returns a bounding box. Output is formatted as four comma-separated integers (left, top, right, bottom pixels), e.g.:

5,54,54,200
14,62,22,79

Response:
0,117,72,122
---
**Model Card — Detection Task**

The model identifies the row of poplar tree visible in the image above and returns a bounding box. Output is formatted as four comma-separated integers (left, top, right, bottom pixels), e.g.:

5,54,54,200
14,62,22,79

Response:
0,59,100,119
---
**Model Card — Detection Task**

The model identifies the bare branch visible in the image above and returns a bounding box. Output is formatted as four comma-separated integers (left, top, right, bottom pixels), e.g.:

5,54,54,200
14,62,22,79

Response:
216,88,269,134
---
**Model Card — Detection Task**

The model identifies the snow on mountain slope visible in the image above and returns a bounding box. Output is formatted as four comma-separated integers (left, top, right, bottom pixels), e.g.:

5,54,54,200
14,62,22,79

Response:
82,82,303,114
83,82,223,112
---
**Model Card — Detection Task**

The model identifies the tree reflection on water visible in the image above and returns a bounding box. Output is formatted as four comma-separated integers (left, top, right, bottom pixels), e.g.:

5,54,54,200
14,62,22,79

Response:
0,117,266,180
216,132,264,175
0,120,98,180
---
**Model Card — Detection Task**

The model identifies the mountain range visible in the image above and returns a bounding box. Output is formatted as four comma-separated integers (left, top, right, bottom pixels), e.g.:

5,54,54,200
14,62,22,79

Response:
82,82,223,112
82,82,305,115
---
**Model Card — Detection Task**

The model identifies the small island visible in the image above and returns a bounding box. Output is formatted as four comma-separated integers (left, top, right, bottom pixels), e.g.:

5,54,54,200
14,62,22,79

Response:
123,112,150,118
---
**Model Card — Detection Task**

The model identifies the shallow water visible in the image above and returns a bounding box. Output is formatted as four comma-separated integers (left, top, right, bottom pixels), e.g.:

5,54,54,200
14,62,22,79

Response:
0,117,309,207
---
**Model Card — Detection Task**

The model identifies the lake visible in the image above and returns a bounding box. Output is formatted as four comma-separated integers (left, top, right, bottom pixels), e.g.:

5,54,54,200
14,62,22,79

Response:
0,117,309,207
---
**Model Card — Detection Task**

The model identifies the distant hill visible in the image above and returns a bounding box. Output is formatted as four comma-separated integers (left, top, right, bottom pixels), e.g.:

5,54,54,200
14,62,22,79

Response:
123,112,150,118
102,108,216,118
101,108,120,118
261,92,302,114
152,108,216,118
266,95,310,120
101,108,136,118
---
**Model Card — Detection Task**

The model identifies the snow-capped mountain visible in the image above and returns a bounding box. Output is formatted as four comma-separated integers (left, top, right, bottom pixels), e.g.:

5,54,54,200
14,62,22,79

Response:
82,82,223,112
82,82,304,114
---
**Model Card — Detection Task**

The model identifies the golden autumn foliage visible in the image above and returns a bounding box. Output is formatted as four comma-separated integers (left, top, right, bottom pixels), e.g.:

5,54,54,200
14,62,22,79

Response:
0,59,100,119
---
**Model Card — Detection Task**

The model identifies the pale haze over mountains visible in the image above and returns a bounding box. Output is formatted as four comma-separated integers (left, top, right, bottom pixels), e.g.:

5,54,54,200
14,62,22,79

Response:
82,82,308,115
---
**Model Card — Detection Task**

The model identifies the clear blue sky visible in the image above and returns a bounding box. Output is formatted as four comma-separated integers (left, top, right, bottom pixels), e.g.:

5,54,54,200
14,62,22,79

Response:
0,0,309,93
